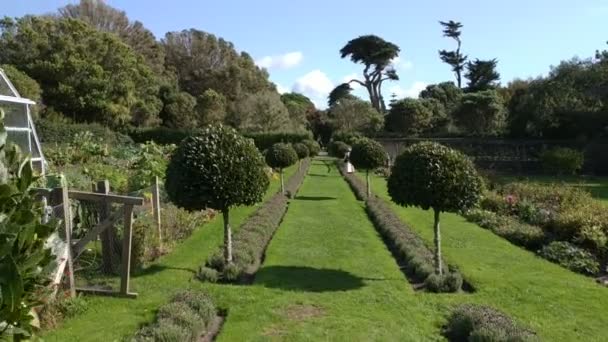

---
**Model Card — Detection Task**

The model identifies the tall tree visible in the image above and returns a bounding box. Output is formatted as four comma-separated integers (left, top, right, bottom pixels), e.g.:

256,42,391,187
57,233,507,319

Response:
0,16,161,127
331,35,400,113
439,20,467,88
453,90,507,136
231,91,292,132
329,98,384,134
58,0,165,74
281,92,315,131
465,58,501,92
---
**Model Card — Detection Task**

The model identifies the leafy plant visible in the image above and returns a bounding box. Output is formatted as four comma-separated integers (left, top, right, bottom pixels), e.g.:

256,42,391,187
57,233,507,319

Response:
539,241,600,275
349,138,386,197
540,147,584,175
129,142,174,191
388,142,482,275
165,125,269,265
265,143,298,194
0,109,59,340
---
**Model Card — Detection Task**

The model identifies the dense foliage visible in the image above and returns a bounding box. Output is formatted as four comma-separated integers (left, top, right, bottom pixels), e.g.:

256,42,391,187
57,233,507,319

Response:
388,142,482,275
328,141,350,158
302,139,321,157
0,110,58,340
329,98,384,135
539,147,584,175
292,143,309,160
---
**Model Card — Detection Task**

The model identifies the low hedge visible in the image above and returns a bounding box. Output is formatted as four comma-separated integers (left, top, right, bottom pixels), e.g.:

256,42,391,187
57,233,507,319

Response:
464,209,547,250
129,127,196,145
443,304,538,341
199,159,311,282
37,119,133,145
338,161,464,293
244,132,312,151
133,290,216,342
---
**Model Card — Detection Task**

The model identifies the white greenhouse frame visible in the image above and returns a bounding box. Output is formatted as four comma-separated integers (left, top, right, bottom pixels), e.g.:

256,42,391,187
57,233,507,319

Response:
0,68,46,174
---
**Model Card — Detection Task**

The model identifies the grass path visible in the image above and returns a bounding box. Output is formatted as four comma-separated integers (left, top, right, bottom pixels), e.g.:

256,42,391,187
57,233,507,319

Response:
214,160,443,341
363,172,608,341
43,165,299,341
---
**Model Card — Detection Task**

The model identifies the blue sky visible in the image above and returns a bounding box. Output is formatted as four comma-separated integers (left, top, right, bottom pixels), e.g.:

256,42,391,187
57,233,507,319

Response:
4,0,608,108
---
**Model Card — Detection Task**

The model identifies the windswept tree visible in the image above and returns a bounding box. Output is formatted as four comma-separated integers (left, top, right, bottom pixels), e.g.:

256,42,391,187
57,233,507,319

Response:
465,58,501,92
439,20,467,88
330,35,400,113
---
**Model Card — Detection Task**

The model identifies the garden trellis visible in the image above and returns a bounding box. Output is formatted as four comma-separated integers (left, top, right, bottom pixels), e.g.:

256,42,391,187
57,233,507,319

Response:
0,67,46,173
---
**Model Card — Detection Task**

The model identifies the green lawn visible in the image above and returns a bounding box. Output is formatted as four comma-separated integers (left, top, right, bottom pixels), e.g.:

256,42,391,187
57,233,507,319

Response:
362,172,608,341
497,174,608,203
42,165,299,342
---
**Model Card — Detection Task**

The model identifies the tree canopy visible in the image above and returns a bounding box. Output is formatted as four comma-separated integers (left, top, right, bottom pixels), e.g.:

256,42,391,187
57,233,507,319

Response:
439,20,467,88
465,58,501,92
329,98,384,135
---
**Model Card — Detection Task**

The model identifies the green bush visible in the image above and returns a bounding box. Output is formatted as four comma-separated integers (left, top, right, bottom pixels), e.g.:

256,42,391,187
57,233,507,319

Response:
157,302,205,336
340,165,463,292
388,142,482,275
166,125,269,265
144,321,192,342
129,126,195,145
196,266,219,283
443,304,537,342
244,132,312,151
37,119,133,145
539,241,600,275
464,209,547,250
332,131,365,145
302,139,321,156
329,140,350,158
203,159,311,282
540,147,584,175
292,142,309,160
172,291,216,325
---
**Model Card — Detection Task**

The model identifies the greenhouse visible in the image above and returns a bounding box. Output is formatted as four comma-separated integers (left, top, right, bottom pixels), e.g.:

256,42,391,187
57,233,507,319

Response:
0,67,46,173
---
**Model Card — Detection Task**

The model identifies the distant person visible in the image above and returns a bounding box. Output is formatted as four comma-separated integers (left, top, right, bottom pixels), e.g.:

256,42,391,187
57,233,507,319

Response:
344,148,355,173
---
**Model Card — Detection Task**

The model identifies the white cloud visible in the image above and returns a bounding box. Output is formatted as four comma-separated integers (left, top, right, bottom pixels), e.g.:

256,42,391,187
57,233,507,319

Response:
390,56,413,70
275,83,289,94
292,70,334,99
388,81,427,99
256,51,303,70
342,73,362,89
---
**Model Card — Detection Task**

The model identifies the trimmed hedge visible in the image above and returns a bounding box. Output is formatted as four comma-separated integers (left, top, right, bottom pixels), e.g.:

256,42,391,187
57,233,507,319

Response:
338,162,464,292
244,132,312,151
37,119,133,145
200,159,311,282
129,126,195,145
133,290,216,342
443,304,537,342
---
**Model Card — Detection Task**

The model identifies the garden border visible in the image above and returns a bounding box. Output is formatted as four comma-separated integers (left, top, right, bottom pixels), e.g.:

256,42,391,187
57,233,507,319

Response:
337,161,472,293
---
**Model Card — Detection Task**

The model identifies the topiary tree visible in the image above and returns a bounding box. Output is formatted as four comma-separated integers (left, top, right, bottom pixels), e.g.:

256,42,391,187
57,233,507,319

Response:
387,142,482,275
350,139,387,198
329,141,350,158
292,142,309,169
165,125,269,264
302,139,320,157
265,143,298,194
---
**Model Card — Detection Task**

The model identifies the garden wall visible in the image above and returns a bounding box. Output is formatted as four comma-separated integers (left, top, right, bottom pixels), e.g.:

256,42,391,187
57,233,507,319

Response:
378,137,608,175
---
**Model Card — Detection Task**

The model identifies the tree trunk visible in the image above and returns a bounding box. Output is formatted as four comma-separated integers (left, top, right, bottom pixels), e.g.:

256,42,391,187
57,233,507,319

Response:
366,170,371,198
433,208,443,275
280,169,285,194
223,209,232,264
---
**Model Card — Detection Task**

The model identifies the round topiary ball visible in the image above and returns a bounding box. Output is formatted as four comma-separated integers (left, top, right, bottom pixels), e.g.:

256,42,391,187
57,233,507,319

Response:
329,141,350,158
388,141,482,212
292,142,309,160
302,139,320,156
350,138,386,171
265,143,298,170
165,125,269,211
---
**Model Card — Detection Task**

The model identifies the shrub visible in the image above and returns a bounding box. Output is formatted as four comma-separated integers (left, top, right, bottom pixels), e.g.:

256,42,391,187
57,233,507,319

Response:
424,273,463,293
265,142,298,194
302,139,321,156
37,119,133,145
166,125,269,265
539,241,600,275
339,164,463,292
553,203,608,252
443,304,537,342
172,291,216,325
129,126,194,145
292,142,309,160
540,147,584,175
464,209,547,250
332,131,365,145
329,140,350,158
244,132,312,151
157,302,205,336
143,321,192,342
350,138,387,197
203,159,311,282
388,142,483,275
196,266,219,283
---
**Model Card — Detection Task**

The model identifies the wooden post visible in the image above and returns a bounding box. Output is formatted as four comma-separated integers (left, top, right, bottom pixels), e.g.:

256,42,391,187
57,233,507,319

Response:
152,176,162,251
120,204,135,296
50,183,76,298
97,180,117,274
